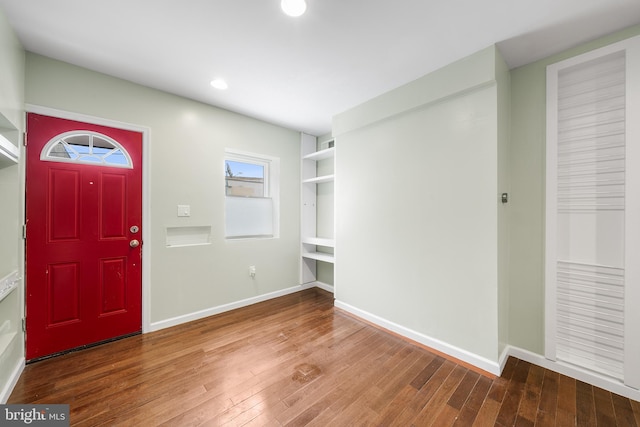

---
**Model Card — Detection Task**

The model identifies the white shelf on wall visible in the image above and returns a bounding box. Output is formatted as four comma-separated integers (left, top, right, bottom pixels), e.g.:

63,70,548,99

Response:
302,237,335,247
302,251,335,264
0,134,19,169
302,174,334,184
0,271,19,304
303,147,335,161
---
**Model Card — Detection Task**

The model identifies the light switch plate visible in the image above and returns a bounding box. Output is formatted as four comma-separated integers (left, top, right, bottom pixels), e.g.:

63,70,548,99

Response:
177,205,191,217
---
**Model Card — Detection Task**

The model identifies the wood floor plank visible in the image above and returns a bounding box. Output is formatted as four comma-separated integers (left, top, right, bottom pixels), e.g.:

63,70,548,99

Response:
593,386,617,426
411,355,446,389
411,364,468,426
630,399,640,426
555,373,576,427
368,350,435,413
495,359,530,426
489,356,518,403
516,363,544,424
447,370,480,410
453,375,492,427
301,341,411,425
387,360,457,426
275,332,399,424
7,288,639,426
576,380,597,427
535,369,559,427
612,393,638,427
372,384,421,425
472,397,502,427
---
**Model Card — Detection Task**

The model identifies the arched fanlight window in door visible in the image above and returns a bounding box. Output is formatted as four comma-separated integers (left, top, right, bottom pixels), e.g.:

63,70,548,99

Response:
40,130,133,168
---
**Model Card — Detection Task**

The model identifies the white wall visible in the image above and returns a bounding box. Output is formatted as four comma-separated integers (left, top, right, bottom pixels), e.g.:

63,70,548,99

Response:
0,6,24,403
25,53,302,327
333,46,507,369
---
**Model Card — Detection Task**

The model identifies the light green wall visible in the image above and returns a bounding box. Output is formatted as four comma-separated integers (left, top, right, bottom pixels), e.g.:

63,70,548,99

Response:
0,6,24,402
332,47,497,136
0,9,23,137
25,53,301,324
496,48,510,356
333,46,504,363
508,24,640,354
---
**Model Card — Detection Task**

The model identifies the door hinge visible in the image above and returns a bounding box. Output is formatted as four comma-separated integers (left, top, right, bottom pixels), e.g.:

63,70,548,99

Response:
23,132,27,146
22,318,26,332
22,224,27,239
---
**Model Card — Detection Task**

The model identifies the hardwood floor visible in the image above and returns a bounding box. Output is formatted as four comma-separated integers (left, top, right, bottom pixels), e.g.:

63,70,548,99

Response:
8,288,640,426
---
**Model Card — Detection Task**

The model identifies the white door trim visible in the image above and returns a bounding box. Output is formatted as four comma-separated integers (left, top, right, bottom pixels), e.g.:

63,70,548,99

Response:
24,104,152,334
545,35,640,389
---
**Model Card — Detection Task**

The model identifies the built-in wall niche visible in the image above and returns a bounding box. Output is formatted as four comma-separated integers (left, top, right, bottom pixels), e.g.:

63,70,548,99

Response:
166,226,212,247
300,133,335,292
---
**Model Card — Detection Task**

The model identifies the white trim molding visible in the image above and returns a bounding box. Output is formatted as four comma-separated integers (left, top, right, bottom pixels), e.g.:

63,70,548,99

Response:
334,299,501,376
545,35,640,389
0,357,24,404
149,283,316,332
312,281,334,294
25,104,153,334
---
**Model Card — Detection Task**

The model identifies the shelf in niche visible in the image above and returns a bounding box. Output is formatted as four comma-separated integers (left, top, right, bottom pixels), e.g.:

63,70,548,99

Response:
303,174,334,184
0,134,19,169
302,252,335,263
302,237,335,247
303,147,335,161
0,271,19,304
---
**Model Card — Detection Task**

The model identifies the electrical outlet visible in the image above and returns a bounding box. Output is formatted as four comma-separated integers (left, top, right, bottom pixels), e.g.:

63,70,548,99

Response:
177,205,191,217
249,265,256,278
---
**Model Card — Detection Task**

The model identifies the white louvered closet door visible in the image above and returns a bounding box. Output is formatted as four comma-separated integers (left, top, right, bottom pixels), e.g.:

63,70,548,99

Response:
546,36,640,389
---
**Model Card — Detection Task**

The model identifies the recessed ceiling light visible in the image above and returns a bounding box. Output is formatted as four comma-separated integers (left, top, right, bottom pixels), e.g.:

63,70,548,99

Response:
210,78,228,90
281,0,306,17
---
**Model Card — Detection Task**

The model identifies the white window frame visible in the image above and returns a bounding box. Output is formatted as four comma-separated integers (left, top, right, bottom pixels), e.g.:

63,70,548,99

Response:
225,152,270,197
40,130,134,169
224,148,280,239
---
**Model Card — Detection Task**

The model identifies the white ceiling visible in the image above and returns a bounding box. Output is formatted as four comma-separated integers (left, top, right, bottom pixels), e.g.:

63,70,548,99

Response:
1,0,639,136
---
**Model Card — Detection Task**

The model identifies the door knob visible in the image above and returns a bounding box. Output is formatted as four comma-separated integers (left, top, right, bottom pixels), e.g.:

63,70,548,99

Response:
130,239,140,248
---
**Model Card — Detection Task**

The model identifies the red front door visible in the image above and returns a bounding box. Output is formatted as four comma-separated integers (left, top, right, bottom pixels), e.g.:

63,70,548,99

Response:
25,113,143,360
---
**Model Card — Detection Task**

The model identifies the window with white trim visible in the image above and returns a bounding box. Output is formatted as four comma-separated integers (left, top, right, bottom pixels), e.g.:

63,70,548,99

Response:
224,149,279,239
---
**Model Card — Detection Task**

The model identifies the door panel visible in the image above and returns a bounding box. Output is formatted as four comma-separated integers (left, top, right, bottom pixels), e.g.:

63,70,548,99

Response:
26,113,143,360
49,169,81,241
546,36,640,388
101,174,127,239
47,263,80,325
99,257,127,315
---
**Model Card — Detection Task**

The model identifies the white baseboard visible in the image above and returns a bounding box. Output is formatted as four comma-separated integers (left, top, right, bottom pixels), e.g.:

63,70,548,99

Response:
498,345,510,373
330,301,640,400
334,299,501,376
507,345,640,402
149,283,316,332
311,281,334,293
0,357,24,404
